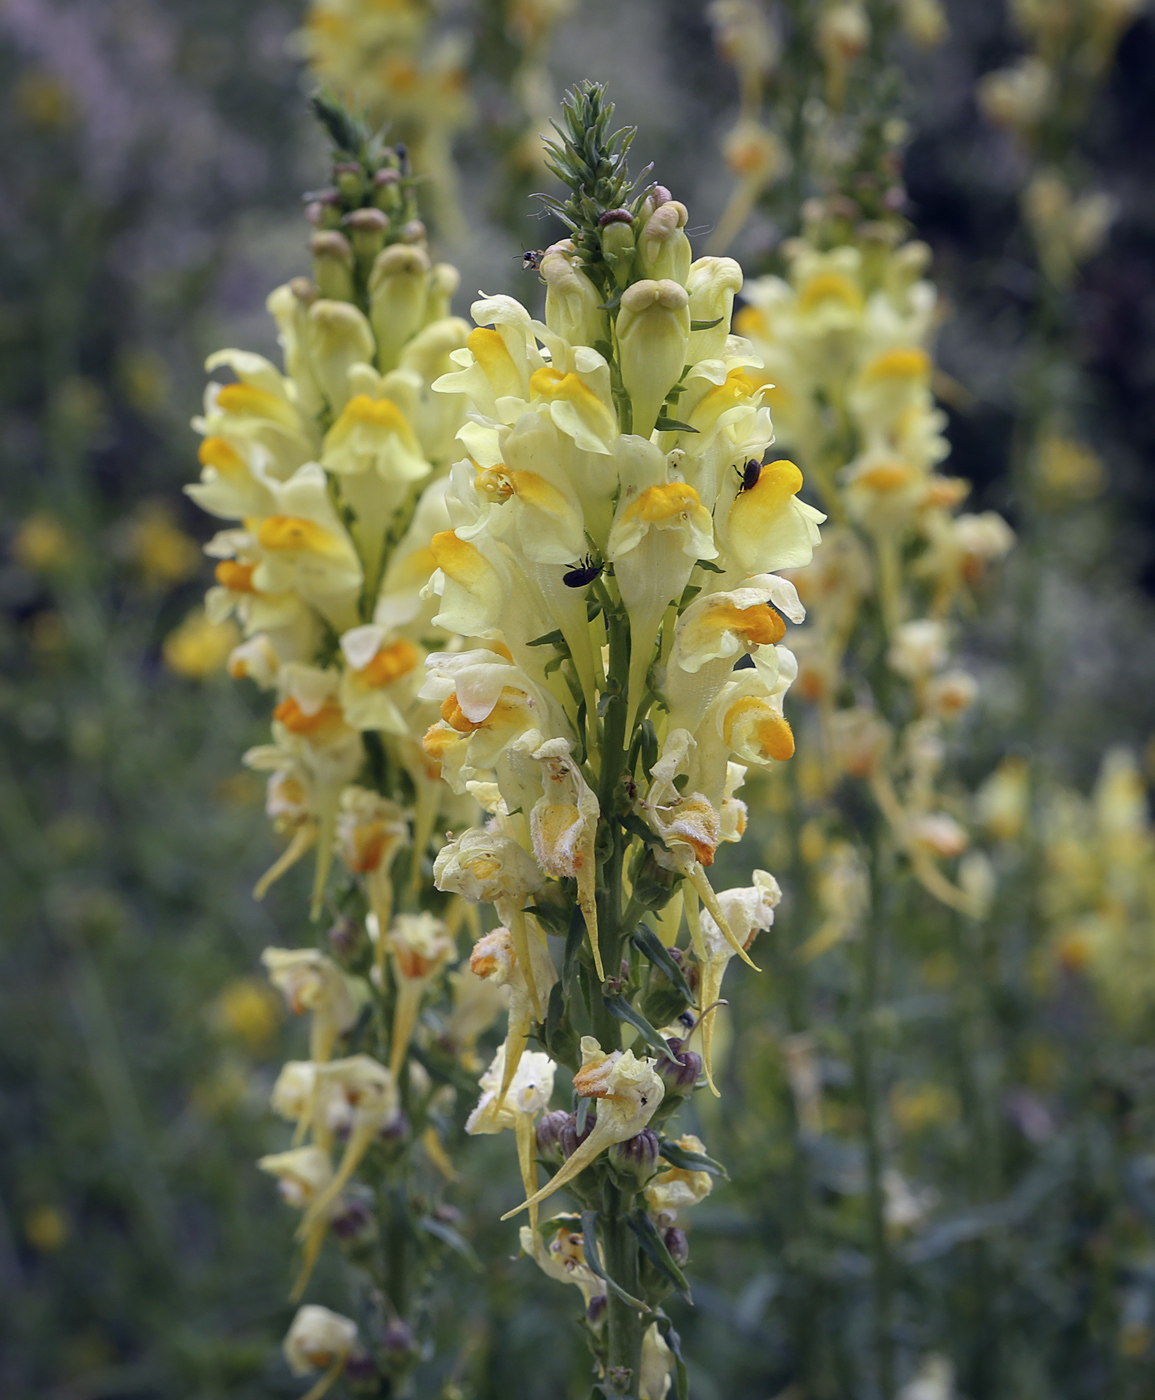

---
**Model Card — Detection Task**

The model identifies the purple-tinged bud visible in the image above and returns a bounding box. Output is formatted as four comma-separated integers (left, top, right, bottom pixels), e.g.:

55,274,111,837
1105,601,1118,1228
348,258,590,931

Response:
658,1043,702,1097
344,1350,378,1387
537,1109,571,1166
608,1127,661,1186
599,207,634,226
379,1110,409,1144
433,1202,462,1226
330,1194,375,1242
289,276,318,307
664,1226,689,1268
399,219,427,245
380,1318,416,1360
587,1293,608,1327
559,1107,597,1160
328,916,359,961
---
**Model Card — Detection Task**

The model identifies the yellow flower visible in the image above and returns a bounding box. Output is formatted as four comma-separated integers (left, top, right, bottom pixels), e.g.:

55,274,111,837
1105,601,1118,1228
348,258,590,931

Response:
126,503,202,587
12,512,72,570
162,609,240,679
214,976,282,1053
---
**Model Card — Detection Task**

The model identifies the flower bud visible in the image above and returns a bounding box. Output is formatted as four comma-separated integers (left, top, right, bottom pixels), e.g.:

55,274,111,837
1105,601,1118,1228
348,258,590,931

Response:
372,166,402,215
334,161,365,203
663,1226,689,1268
599,209,636,288
687,256,743,361
608,1127,661,1186
587,1293,608,1327
559,1106,597,1159
636,199,691,285
289,275,318,307
346,207,389,260
330,1193,375,1243
343,1351,379,1391
426,263,460,323
616,279,690,437
305,299,376,415
380,1318,417,1360
657,1039,702,1097
328,916,361,963
541,242,606,347
637,186,672,223
368,244,431,372
537,1108,571,1166
399,219,427,245
310,231,354,302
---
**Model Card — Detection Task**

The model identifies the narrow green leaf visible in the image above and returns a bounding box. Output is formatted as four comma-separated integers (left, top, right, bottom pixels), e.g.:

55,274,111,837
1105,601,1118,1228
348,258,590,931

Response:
631,926,694,1001
528,628,569,650
658,1138,730,1180
653,416,698,434
581,1211,652,1313
418,1216,482,1271
656,1314,690,1400
690,315,724,331
628,1209,692,1302
603,994,670,1058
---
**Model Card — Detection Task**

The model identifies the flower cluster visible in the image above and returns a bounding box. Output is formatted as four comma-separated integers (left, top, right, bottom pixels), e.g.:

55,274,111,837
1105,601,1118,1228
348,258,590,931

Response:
296,0,472,237
978,750,1155,1026
737,229,1012,917
186,110,507,1396
416,81,819,1389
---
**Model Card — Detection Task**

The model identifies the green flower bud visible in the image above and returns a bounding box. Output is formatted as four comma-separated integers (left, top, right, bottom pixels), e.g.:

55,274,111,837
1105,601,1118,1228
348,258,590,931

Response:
636,199,692,285
346,207,389,261
334,161,365,203
425,262,460,324
542,241,607,347
598,209,636,289
309,231,354,303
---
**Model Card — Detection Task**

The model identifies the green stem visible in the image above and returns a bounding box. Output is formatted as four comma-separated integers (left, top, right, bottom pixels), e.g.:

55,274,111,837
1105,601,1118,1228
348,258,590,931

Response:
602,1182,645,1397
853,821,895,1400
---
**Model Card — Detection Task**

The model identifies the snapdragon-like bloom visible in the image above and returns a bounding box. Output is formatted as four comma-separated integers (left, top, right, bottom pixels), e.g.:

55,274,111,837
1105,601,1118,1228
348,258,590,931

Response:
502,1037,665,1219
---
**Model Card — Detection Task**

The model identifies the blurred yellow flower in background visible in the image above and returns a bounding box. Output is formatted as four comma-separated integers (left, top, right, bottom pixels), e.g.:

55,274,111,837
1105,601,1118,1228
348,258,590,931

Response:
162,608,240,679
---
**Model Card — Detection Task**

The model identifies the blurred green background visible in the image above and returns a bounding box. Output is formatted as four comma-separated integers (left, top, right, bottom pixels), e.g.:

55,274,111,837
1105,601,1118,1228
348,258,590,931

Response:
3,2,1155,1398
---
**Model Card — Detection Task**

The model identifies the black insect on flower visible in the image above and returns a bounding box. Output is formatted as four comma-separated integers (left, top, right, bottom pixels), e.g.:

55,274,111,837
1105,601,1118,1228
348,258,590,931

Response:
737,458,763,493
563,555,603,588
521,249,545,272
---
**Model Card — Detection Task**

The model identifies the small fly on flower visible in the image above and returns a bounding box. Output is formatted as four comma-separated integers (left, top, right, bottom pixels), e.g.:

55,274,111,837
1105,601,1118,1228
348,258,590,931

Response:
520,249,545,272
562,555,603,588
